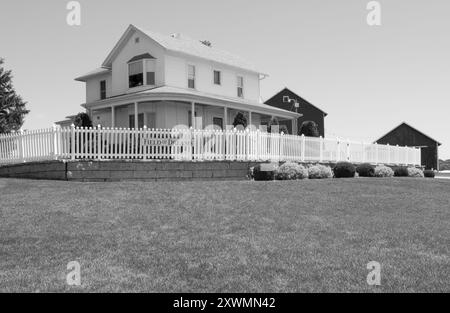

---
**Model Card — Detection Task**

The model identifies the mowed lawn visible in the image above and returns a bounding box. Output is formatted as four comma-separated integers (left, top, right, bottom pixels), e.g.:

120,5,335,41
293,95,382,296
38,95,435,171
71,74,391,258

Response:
0,177,449,293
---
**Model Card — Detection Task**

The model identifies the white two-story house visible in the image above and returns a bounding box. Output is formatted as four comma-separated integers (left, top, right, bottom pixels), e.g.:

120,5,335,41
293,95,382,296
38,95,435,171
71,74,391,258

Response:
73,24,300,131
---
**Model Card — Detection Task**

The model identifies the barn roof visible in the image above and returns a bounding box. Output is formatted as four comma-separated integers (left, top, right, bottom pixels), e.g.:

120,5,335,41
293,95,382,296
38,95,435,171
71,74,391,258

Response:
264,87,328,116
376,122,442,146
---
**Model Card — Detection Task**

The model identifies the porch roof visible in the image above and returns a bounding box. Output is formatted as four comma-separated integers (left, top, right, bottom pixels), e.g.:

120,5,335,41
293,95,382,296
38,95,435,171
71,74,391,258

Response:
82,86,301,120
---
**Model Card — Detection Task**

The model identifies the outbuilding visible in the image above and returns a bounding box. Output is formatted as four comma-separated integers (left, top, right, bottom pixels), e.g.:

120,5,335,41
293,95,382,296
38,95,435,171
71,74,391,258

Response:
265,87,327,136
375,122,441,170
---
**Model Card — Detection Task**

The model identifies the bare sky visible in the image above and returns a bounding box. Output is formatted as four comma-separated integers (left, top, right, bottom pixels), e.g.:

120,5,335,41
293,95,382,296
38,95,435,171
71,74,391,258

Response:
1,0,449,158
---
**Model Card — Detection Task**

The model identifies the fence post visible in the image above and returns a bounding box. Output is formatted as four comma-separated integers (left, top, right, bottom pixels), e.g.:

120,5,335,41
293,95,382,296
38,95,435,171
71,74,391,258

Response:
319,136,323,162
336,137,340,162
71,124,75,160
361,142,365,163
346,139,350,161
97,125,101,160
375,142,379,164
387,144,390,164
19,129,25,162
396,144,400,165
301,134,305,162
405,146,408,165
246,128,250,161
52,124,58,160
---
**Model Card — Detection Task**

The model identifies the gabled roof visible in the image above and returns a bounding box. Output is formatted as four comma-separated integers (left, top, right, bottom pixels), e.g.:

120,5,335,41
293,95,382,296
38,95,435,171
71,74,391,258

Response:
376,122,442,146
101,24,265,75
265,87,328,116
75,68,111,82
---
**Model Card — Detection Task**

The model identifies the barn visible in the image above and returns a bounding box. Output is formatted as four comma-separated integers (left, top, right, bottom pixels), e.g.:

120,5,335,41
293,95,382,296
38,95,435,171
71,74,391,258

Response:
265,87,327,136
375,122,441,170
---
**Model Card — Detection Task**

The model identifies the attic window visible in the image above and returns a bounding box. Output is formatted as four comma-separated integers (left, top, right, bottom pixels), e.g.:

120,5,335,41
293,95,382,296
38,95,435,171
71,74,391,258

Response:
135,37,140,44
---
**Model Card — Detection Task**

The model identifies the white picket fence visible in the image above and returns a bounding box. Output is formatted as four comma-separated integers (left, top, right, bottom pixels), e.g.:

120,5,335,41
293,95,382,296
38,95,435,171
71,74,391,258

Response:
0,125,421,166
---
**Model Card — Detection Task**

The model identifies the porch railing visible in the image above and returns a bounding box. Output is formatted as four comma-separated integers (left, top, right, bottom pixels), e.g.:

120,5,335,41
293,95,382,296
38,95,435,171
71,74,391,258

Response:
0,125,422,166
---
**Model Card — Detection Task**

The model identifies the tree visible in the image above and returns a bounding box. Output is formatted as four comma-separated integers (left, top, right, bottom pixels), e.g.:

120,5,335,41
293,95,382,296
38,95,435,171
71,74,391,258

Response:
299,121,320,137
0,58,29,133
73,112,92,128
232,112,247,129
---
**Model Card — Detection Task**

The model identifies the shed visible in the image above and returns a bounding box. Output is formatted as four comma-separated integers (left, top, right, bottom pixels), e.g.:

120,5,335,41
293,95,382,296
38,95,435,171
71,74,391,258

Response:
375,122,441,170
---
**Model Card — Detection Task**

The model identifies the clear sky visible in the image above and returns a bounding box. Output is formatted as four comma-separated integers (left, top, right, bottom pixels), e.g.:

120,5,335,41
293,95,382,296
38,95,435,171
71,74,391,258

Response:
1,0,449,158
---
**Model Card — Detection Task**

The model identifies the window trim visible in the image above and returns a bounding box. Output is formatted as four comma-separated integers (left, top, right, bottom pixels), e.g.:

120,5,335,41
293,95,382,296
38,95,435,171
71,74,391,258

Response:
127,58,156,89
145,59,156,86
128,59,144,89
213,69,221,85
100,80,106,100
187,63,196,89
237,75,244,98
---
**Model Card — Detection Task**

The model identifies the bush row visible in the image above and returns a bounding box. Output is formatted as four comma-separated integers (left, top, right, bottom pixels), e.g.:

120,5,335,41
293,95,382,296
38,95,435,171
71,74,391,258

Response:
250,162,432,181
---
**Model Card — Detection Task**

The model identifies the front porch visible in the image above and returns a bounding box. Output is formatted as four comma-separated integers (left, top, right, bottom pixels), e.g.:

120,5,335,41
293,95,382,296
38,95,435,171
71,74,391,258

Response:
84,86,301,133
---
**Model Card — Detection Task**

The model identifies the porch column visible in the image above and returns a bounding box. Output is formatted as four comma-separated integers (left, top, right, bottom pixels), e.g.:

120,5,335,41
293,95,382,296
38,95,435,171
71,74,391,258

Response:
191,102,195,129
223,107,228,128
248,111,252,127
292,118,298,135
134,102,138,129
111,106,115,128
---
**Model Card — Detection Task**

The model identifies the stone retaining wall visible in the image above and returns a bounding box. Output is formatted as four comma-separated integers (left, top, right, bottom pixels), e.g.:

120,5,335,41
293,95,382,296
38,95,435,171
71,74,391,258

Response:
0,160,260,182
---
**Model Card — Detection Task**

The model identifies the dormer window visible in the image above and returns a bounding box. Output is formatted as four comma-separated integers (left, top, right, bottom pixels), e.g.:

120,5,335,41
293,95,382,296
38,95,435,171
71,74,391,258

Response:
128,53,156,89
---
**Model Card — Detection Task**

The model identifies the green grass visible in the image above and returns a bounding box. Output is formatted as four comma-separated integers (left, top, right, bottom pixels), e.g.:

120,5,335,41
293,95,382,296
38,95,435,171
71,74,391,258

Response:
0,177,449,292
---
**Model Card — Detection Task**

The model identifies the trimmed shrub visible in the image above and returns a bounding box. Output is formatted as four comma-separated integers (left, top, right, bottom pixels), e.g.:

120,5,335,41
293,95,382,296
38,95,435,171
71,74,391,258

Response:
394,167,409,177
424,170,435,178
276,162,308,180
374,165,394,177
407,167,424,178
333,162,356,178
253,163,277,181
233,112,248,129
299,121,320,137
356,163,375,177
308,164,333,179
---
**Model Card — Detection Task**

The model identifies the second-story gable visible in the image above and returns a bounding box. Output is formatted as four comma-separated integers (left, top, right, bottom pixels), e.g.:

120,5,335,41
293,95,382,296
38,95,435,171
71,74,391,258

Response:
76,24,265,104
108,29,166,96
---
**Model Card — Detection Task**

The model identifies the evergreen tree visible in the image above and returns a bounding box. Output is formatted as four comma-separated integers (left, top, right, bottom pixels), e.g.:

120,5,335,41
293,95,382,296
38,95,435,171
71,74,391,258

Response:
0,58,29,133
73,112,93,128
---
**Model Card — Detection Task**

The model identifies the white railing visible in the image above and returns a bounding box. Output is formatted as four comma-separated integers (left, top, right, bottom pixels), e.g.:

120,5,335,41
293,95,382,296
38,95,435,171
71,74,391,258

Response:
0,125,421,166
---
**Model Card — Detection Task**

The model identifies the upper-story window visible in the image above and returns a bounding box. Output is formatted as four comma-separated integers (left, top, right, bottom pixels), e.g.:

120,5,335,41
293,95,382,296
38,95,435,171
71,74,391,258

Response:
188,65,196,89
128,61,144,88
128,53,156,88
145,59,156,86
237,76,244,98
213,70,221,85
100,80,106,100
